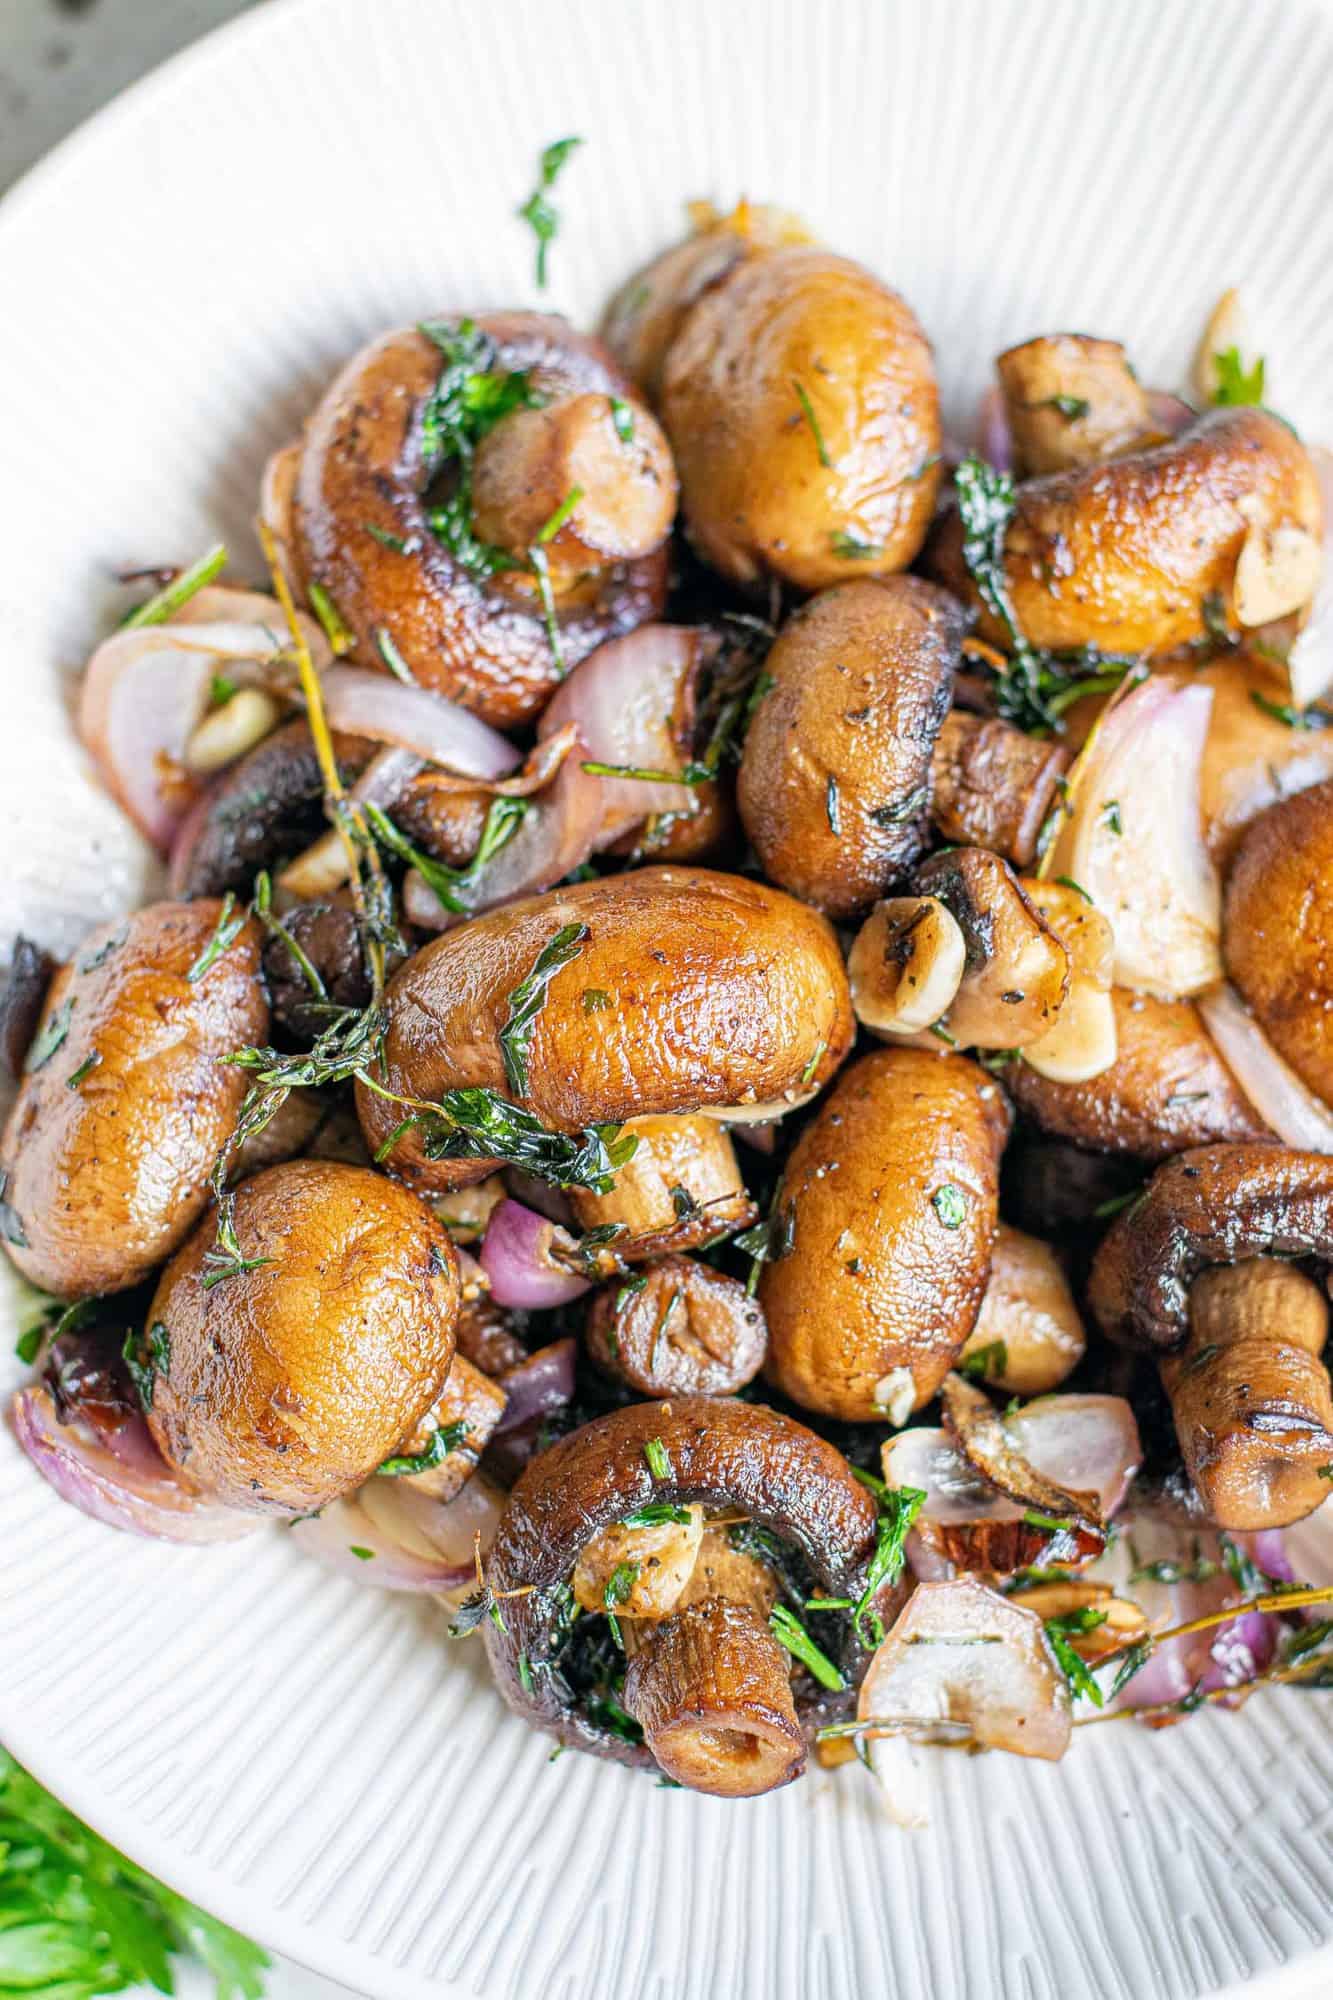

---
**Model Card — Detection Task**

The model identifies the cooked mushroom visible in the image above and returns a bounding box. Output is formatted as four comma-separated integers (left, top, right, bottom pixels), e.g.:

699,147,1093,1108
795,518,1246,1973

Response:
145,1159,459,1514
387,1355,508,1503
913,848,1070,1050
928,708,1071,869
585,1255,767,1397
572,1506,706,1620
293,314,673,727
1088,1145,1333,1527
357,867,853,1189
1006,988,1271,1158
0,934,55,1080
958,1223,1086,1395
564,1113,756,1253
262,903,371,1043
848,896,967,1038
659,248,942,592
1196,651,1333,866
737,579,965,918
481,1397,880,1790
0,903,268,1297
1223,779,1333,1107
760,1049,1011,1419
996,334,1153,476
168,720,372,899
930,408,1323,653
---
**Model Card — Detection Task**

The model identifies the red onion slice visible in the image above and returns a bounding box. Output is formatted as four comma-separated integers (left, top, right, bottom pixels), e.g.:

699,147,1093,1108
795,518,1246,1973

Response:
288,1470,505,1593
492,1338,578,1436
1285,445,1333,709
1198,983,1333,1151
479,1202,593,1310
885,1394,1142,1528
320,666,520,780
1048,676,1221,997
1144,390,1196,438
975,385,1013,471
10,1385,261,1544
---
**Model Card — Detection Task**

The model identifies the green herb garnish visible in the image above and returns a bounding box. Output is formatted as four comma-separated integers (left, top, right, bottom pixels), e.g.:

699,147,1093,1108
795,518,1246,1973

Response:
349,1545,376,1561
643,1437,673,1481
620,1502,693,1529
122,1322,171,1410
200,1203,274,1292
1250,690,1331,730
307,581,353,655
122,543,228,629
24,996,75,1074
186,891,247,982
375,627,416,684
960,1339,1008,1382
831,530,884,560
932,1183,968,1230
535,486,584,545
500,922,590,1095
603,1559,640,1648
582,988,611,1013
792,380,831,467
1212,346,1266,408
1054,875,1093,904
66,1049,102,1091
769,1603,845,1691
517,135,583,287
1045,1606,1109,1706
1042,394,1091,420
609,397,635,444
1101,800,1122,834
852,1486,926,1645
376,1420,468,1478
800,1042,826,1089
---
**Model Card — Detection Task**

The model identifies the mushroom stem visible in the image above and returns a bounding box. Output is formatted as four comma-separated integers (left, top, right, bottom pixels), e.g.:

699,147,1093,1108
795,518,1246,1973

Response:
928,711,1070,870
1161,1257,1333,1529
471,393,677,570
623,1596,806,1797
566,1112,756,1252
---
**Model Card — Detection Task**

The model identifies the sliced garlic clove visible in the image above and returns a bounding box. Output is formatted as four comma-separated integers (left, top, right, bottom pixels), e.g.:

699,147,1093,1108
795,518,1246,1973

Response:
1191,285,1249,405
1233,511,1324,628
848,896,966,1037
1022,979,1118,1082
184,686,282,774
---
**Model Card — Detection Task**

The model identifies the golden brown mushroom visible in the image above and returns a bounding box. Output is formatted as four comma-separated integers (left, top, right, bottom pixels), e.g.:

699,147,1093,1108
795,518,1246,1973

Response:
1088,1144,1333,1528
357,867,853,1190
1223,779,1333,1107
292,314,674,727
145,1160,459,1514
761,1048,1011,1419
914,848,1071,1050
996,334,1152,477
1195,651,1333,867
585,1255,767,1397
930,408,1322,654
564,1112,756,1254
659,248,942,592
0,903,268,1297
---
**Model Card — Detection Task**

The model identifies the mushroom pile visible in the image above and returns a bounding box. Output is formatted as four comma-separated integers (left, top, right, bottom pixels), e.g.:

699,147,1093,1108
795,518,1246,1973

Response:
5,182,1333,1810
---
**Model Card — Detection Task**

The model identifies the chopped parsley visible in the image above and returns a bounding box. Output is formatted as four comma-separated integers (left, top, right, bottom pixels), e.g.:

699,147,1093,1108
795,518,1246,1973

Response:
535,486,584,544
1054,875,1093,904
1211,346,1266,408
307,581,353,655
349,1545,376,1562
1041,394,1091,421
610,396,635,444
603,1560,640,1648
830,530,884,560
1045,1606,1109,1706
376,1420,468,1477
643,1437,673,1481
499,922,590,1095
417,317,543,578
852,1486,926,1645
23,995,75,1074
516,135,583,288
122,1322,171,1410
769,1604,845,1691
621,1501,693,1529
1250,690,1331,730
1101,799,1122,835
960,1339,1008,1381
65,1049,102,1091
932,1184,968,1230
800,1042,826,1089
375,627,417,684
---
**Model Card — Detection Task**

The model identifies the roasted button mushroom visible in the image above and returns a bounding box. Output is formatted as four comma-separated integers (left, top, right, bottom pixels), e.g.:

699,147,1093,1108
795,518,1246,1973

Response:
1224,780,1333,1107
293,314,673,728
168,720,371,900
958,1223,1086,1395
932,408,1323,653
0,935,55,1080
357,867,853,1190
263,903,372,1043
660,249,942,592
145,1160,459,1514
480,1397,879,1788
564,1113,756,1254
761,1049,1011,1419
1089,1145,1333,1527
1006,988,1271,1158
914,848,1070,1050
0,903,268,1297
996,334,1152,476
585,1255,768,1397
737,579,965,918
928,709,1071,870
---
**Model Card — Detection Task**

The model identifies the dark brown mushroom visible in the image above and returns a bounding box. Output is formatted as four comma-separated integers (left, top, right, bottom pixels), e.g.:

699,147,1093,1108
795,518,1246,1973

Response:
262,903,371,1042
585,1255,767,1397
167,720,372,899
0,935,55,1080
928,709,1070,869
1005,988,1271,1159
481,1397,879,1781
623,1598,805,1796
1088,1145,1333,1528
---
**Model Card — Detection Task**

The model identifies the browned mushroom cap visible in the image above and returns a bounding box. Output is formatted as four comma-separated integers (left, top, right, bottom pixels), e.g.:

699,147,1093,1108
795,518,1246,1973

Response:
1087,1143,1333,1350
564,1113,756,1254
623,1597,806,1796
1224,780,1333,1107
601,202,810,399
996,335,1152,477
0,936,54,1081
928,709,1071,869
660,248,942,592
167,720,372,899
760,1048,1012,1419
0,903,268,1298
737,579,965,918
914,848,1070,1048
146,1159,459,1514
1161,1257,1333,1529
1006,988,1271,1158
929,408,1322,654
357,867,853,1190
480,1396,879,1770
585,1255,767,1397
293,314,672,728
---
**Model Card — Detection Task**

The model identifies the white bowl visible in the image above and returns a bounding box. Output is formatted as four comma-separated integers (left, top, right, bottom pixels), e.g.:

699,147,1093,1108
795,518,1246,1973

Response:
2,1,1331,1995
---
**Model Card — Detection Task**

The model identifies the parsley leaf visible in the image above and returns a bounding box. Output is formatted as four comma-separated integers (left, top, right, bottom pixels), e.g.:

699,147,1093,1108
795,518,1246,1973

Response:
516,135,583,287
499,923,590,1096
1211,346,1266,408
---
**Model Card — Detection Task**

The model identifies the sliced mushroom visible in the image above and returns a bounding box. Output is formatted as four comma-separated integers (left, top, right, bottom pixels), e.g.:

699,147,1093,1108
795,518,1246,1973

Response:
389,1356,509,1505
847,896,966,1037
958,1223,1086,1395
915,848,1070,1049
940,1372,1102,1532
856,1580,1071,1825
996,334,1152,476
